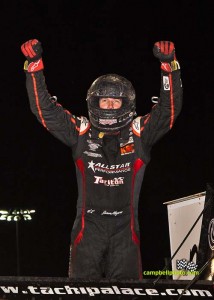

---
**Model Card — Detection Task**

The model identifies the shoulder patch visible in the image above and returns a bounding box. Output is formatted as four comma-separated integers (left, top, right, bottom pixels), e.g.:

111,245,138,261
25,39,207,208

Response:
132,116,142,137
79,116,90,135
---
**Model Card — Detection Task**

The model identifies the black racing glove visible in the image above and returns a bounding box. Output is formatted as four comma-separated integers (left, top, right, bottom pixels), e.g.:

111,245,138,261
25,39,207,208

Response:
21,39,44,72
153,41,180,72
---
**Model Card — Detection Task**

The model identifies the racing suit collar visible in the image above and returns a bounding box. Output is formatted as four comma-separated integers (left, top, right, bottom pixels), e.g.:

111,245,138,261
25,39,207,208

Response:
90,125,130,144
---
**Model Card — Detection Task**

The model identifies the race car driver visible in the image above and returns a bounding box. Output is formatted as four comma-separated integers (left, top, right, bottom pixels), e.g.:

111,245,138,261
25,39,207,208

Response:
21,40,182,280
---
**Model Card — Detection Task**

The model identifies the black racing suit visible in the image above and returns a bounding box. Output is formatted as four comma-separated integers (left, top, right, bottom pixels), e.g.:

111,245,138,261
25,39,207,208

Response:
25,68,182,280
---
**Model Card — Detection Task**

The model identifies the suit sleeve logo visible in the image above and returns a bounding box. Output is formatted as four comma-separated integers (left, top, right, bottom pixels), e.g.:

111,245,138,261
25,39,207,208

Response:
163,76,170,90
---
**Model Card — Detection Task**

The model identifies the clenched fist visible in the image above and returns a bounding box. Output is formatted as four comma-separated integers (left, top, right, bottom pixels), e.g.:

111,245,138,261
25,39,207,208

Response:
153,41,175,62
153,41,180,72
21,39,44,72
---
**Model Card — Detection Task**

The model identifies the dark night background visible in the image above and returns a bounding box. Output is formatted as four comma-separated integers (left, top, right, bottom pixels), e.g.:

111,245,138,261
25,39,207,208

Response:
0,0,214,278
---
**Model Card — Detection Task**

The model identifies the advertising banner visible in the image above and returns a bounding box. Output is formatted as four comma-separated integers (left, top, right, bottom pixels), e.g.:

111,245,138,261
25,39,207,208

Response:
0,277,213,299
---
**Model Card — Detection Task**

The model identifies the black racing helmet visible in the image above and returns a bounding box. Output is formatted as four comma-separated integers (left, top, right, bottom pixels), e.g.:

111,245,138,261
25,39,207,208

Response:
86,74,136,132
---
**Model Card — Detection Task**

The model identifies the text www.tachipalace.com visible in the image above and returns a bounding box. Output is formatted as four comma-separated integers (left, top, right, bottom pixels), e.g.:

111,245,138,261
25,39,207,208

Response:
0,285,213,297
143,270,200,276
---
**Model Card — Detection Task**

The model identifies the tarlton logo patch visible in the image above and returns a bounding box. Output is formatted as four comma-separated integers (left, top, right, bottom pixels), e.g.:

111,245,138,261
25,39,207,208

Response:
94,176,124,186
88,160,131,174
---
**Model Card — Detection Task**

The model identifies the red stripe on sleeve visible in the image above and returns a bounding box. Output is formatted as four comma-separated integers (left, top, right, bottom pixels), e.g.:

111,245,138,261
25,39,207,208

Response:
169,73,175,129
31,74,48,129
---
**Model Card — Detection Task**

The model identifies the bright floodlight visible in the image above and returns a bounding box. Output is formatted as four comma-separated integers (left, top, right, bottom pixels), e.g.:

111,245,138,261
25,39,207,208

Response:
0,208,36,275
0,209,36,221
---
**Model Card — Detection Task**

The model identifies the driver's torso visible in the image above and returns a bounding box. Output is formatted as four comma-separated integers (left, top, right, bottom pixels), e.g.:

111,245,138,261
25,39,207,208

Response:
73,120,146,216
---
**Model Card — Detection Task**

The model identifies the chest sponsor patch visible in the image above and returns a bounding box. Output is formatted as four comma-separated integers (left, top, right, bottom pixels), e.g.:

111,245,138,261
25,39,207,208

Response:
94,176,124,186
87,140,102,152
88,160,131,174
120,143,134,155
120,135,135,155
83,151,102,158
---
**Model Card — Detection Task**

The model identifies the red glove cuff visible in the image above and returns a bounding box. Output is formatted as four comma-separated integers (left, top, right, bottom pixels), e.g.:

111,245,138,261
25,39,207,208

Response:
161,60,180,73
24,59,44,73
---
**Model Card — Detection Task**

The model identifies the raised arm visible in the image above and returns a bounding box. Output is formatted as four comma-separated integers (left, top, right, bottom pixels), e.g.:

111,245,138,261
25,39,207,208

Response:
134,41,183,155
21,39,89,148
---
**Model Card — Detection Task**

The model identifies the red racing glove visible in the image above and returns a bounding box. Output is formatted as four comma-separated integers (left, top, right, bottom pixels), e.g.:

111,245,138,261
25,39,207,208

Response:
153,41,180,72
21,39,44,72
